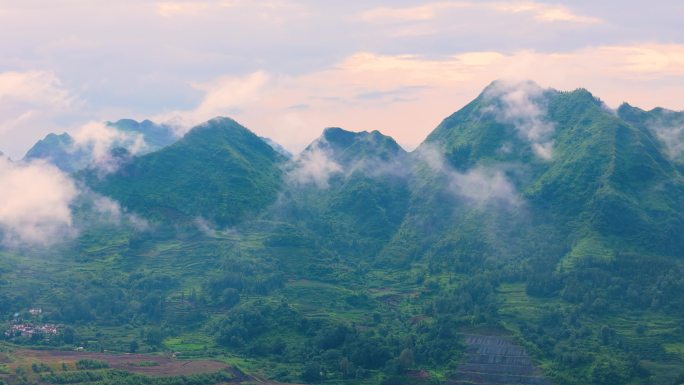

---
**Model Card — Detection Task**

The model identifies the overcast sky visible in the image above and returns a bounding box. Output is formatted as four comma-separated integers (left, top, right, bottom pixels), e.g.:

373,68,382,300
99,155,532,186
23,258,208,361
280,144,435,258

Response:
1,0,684,159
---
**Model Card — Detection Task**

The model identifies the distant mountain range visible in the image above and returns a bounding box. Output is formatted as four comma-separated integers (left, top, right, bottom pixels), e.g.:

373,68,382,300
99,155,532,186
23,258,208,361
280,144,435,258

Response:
23,119,177,172
19,81,684,264
46,81,677,266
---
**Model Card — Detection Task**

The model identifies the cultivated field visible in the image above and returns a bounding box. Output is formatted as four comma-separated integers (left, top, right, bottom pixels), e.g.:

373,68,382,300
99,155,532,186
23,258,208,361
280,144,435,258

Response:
447,334,550,385
12,349,236,377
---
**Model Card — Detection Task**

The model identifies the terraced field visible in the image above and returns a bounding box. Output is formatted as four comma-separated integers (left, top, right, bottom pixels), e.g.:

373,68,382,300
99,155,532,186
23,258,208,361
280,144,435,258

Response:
447,335,550,385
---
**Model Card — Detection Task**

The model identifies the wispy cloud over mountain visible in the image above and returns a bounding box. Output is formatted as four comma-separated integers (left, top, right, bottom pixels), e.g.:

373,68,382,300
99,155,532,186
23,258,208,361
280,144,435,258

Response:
484,81,555,160
416,145,520,206
287,142,342,189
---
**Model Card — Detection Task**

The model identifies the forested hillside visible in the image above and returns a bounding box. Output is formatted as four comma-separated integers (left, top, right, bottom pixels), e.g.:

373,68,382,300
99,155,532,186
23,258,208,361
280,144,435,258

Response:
1,82,684,385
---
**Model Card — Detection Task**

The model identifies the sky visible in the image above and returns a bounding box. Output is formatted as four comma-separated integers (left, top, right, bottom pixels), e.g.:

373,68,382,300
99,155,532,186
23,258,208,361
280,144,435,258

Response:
1,0,684,159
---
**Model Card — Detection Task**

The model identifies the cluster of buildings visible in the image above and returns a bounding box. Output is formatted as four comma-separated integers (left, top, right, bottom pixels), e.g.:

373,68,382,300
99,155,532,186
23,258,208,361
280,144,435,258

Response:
4,322,60,339
3,308,61,340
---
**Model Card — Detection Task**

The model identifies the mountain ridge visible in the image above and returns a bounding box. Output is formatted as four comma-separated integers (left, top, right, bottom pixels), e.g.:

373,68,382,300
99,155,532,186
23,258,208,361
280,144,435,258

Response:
5,80,684,385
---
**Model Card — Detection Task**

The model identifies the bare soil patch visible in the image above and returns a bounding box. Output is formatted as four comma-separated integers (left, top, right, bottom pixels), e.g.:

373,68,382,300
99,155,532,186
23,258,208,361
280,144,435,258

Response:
15,349,235,377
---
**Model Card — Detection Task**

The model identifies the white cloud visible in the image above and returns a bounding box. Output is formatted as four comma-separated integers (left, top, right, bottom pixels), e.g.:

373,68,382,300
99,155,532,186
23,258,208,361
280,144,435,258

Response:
157,71,270,135
92,194,122,220
90,194,150,230
5,1,684,162
210,43,684,155
416,145,520,206
71,121,148,173
655,126,684,160
286,142,342,188
359,1,601,24
2,3,683,160
153,0,310,22
338,51,505,83
0,157,78,246
25,42,677,160
0,70,74,112
360,4,444,22
598,44,684,77
490,2,601,24
645,112,684,160
0,71,79,159
193,217,218,237
450,166,520,205
484,80,556,160
0,155,151,247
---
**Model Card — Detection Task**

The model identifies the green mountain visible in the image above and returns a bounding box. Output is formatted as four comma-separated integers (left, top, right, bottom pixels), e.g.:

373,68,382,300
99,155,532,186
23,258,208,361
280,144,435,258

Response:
23,132,89,172
107,118,177,150
618,103,684,167
23,119,176,172
383,81,684,268
273,127,412,258
308,127,407,166
91,117,285,226
3,82,684,385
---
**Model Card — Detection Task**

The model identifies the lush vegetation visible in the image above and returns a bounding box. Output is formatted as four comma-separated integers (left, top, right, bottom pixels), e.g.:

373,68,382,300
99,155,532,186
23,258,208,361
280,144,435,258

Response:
2,83,684,385
30,368,233,385
92,117,286,226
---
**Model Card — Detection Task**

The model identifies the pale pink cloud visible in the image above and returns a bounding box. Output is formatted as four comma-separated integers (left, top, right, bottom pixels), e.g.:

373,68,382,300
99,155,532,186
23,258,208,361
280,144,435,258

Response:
153,43,684,153
0,70,79,158
360,1,602,24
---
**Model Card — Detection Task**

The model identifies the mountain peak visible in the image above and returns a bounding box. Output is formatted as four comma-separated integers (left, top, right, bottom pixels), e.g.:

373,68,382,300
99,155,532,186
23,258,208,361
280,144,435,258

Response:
295,127,407,173
23,132,86,172
482,79,543,93
186,116,250,136
107,118,141,127
321,127,360,147
315,127,405,158
559,87,602,107
176,118,271,154
179,117,282,159
107,117,177,150
92,117,284,226
203,116,240,126
479,80,553,103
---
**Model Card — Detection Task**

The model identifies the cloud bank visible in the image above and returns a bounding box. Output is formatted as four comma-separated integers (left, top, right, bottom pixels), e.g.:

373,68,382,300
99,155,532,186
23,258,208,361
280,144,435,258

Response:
0,157,78,246
0,154,149,248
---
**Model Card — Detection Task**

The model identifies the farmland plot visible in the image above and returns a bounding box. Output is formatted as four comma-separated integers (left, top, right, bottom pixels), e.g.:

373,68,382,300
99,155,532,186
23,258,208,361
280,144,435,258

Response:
447,335,550,385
